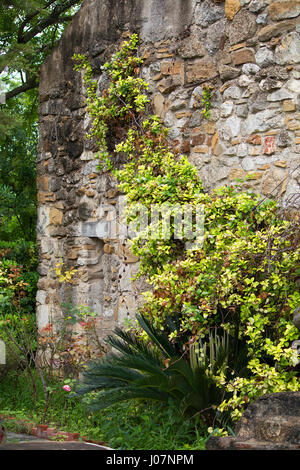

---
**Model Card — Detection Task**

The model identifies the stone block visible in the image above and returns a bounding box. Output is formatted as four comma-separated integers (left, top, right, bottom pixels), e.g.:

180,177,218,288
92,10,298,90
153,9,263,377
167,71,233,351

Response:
191,133,206,146
225,0,241,20
231,48,255,65
257,20,295,42
275,32,300,65
36,290,47,305
267,89,293,101
220,101,234,117
49,208,63,226
286,78,300,93
229,168,246,181
103,244,115,255
262,168,285,195
48,226,66,237
274,160,287,168
35,0,300,345
206,19,227,55
263,135,276,154
247,134,262,145
242,109,279,134
287,120,300,130
38,192,56,204
219,65,241,81
77,254,100,265
223,86,242,100
228,10,257,45
178,34,205,59
242,63,260,75
241,157,255,171
195,0,224,27
116,294,138,325
206,392,300,450
283,100,296,112
259,78,282,92
117,243,139,264
160,59,183,76
157,77,177,94
36,305,50,330
186,59,217,83
269,1,300,20
277,129,292,147
255,47,275,68
153,94,165,117
37,176,50,192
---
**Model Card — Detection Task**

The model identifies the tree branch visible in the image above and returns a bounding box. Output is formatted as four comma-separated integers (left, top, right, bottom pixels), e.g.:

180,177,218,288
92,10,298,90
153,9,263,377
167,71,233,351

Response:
1,1,82,100
17,0,58,43
5,76,38,101
18,0,81,45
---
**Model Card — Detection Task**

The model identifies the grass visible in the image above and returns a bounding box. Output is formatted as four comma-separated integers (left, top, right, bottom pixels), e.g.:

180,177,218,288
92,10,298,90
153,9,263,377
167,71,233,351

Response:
0,369,207,450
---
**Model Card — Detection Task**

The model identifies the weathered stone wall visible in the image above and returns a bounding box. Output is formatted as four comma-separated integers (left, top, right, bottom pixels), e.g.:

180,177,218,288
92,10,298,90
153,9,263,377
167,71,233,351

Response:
37,0,300,336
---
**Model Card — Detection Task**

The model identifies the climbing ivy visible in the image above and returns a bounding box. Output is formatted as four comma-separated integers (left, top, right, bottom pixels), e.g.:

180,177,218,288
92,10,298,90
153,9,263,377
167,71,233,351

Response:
200,84,213,119
74,35,300,423
74,34,203,275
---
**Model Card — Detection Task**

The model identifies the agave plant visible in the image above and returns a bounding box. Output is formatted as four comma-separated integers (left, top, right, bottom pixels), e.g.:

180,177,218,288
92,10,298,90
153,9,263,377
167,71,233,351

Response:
76,315,229,422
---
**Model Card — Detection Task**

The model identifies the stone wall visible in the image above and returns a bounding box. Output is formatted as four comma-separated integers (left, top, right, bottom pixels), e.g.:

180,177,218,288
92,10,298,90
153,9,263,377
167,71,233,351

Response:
37,0,300,336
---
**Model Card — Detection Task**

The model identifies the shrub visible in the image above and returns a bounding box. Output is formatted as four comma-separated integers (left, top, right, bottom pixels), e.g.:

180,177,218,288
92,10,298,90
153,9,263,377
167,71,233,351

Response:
38,304,106,379
76,314,228,426
0,257,38,397
0,258,38,319
0,368,207,449
0,240,37,270
141,188,300,420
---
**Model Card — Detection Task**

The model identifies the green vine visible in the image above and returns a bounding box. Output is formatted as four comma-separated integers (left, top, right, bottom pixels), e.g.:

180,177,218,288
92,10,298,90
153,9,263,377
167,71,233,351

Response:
73,34,203,275
200,84,213,119
74,34,300,423
73,34,149,171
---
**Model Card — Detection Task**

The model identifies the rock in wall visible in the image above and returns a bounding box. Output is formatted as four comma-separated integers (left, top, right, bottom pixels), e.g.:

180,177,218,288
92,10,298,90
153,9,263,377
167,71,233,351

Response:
37,0,300,336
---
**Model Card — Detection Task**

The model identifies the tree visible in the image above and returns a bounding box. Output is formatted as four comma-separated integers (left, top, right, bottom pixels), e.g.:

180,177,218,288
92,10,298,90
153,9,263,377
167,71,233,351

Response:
0,88,38,240
0,1,82,131
0,1,83,240
0,1,82,101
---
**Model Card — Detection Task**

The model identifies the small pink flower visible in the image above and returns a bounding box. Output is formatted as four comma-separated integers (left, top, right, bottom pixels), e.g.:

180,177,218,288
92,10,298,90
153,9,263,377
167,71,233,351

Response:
62,385,71,392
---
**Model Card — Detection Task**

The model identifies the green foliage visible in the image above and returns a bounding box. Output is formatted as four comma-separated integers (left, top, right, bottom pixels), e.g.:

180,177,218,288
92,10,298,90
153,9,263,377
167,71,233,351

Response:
0,2,83,242
0,90,38,241
76,314,227,426
74,34,203,276
0,259,38,318
73,33,149,171
0,259,38,353
0,237,38,384
0,240,37,269
0,369,207,449
75,34,300,425
143,187,300,420
200,84,212,119
0,256,38,385
0,1,82,102
38,304,105,379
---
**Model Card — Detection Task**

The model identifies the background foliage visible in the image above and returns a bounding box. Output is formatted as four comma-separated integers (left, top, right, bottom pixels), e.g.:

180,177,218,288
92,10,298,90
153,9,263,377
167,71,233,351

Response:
0,1,83,240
